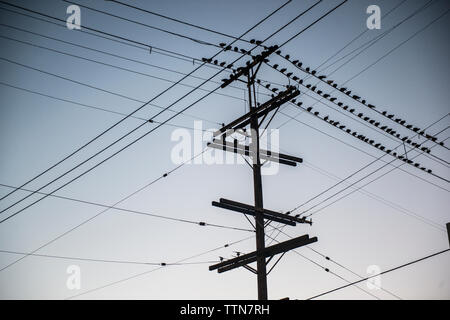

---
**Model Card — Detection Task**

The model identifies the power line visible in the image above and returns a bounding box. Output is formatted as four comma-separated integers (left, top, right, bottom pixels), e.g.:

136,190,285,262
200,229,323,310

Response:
277,229,403,299
0,182,255,233
62,0,221,48
0,249,219,266
306,248,450,300
306,135,450,218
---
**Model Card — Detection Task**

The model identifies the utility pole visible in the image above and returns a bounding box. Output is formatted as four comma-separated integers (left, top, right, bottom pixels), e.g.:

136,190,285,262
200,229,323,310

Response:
248,69,268,299
206,45,317,300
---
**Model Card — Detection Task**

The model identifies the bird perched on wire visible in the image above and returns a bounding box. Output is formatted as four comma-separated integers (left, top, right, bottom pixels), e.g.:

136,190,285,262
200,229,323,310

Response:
280,68,287,73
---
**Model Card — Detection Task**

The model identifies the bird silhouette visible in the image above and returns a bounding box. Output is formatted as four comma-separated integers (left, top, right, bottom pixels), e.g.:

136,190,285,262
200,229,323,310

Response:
219,42,226,47
364,117,370,121
306,84,311,88
314,111,319,116
265,84,270,89
292,76,299,81
323,94,330,98
339,87,347,92
357,113,363,117
305,67,310,72
343,106,348,110
330,97,337,102
311,70,317,75
272,88,279,92
317,90,323,95
381,126,387,130
280,68,287,73
387,114,394,119
297,102,303,106
285,54,290,59
240,49,247,54
286,72,293,77
374,122,380,126
318,75,326,80
213,60,218,65
273,64,279,69
324,116,329,121
255,40,262,45
293,60,299,64
297,62,303,68
353,95,361,100
349,109,355,113
327,80,333,85
311,86,316,91
220,62,226,67
307,107,313,112
338,102,343,106
368,104,375,109
346,129,351,133
362,100,366,104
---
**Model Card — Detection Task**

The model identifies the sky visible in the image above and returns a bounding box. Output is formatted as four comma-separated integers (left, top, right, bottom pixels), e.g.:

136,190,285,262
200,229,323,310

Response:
0,0,449,299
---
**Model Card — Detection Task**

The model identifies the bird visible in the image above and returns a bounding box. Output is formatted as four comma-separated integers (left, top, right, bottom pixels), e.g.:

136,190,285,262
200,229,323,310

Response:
364,117,369,121
346,90,352,95
413,127,419,132
339,125,346,130
305,67,310,72
285,54,290,59
381,126,387,130
357,113,363,117
280,68,287,73
307,107,313,112
292,76,299,81
317,90,323,95
330,97,337,102
276,50,282,55
324,116,329,121
311,70,317,75
297,102,303,106
272,88,279,92
375,143,380,148
213,60,218,65
273,64,279,69
293,60,299,64
343,106,348,110
353,95,361,100
369,119,375,124
327,80,333,85
346,129,351,133
318,75,326,80
306,84,311,88
339,87,347,92
362,100,366,104
234,46,239,52
240,49,247,54
227,64,233,69
338,102,343,107
349,109,355,113
368,104,375,109
286,72,293,77
255,40,262,45
387,114,394,119
297,62,303,68
374,122,380,127
265,84,271,89
311,86,316,91
220,62,226,67
323,94,330,98
314,111,319,116
219,42,226,47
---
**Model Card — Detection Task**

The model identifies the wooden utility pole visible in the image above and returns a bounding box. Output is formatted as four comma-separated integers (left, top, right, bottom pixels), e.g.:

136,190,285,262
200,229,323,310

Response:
207,45,317,300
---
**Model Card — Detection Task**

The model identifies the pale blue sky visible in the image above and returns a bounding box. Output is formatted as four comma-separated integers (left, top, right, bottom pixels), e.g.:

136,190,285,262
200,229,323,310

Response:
0,0,449,299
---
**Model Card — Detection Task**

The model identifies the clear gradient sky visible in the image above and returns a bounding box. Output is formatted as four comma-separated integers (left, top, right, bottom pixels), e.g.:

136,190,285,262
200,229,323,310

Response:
0,0,449,299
